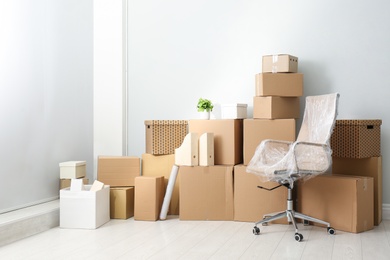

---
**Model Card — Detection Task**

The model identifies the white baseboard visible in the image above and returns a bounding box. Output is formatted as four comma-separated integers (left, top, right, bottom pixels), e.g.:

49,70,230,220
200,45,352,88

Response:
383,204,390,220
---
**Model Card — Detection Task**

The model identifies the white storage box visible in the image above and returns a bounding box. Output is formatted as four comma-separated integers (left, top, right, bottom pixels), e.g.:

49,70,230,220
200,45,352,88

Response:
221,104,248,119
60,184,110,229
59,161,86,179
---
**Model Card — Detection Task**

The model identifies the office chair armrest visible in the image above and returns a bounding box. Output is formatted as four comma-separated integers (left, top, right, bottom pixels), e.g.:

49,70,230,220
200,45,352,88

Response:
257,139,293,164
292,141,332,173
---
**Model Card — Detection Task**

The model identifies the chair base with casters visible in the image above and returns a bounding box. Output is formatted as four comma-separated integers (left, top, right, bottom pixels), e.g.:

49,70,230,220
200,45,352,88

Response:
252,183,335,242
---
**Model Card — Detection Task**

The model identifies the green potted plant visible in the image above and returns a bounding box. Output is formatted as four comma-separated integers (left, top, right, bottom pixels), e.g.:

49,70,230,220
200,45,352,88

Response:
197,98,214,119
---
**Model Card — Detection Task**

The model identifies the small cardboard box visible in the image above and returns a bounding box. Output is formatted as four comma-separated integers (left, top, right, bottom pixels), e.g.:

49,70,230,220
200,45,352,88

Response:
134,176,165,221
145,120,188,155
253,96,300,119
331,119,382,158
189,119,243,165
60,178,89,190
332,156,382,225
297,175,374,233
179,166,234,221
234,165,288,223
262,54,298,73
60,184,110,229
110,187,134,219
97,156,140,187
59,161,86,179
221,104,248,119
255,73,303,97
141,153,179,215
243,119,296,165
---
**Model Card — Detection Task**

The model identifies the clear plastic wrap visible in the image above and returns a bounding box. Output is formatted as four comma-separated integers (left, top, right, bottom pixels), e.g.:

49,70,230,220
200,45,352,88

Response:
247,93,340,188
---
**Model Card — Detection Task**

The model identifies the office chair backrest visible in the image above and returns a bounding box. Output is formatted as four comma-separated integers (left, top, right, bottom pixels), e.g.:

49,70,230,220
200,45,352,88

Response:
296,93,340,145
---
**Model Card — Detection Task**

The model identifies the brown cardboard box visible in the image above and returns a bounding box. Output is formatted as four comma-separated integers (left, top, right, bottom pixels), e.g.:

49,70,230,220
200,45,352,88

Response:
253,97,300,119
134,176,165,221
297,175,374,233
234,165,288,223
141,153,179,215
110,187,134,219
97,156,140,187
145,120,188,155
255,73,303,97
179,166,234,220
331,119,382,158
262,54,298,73
243,119,296,165
189,119,243,165
60,178,89,190
332,156,382,225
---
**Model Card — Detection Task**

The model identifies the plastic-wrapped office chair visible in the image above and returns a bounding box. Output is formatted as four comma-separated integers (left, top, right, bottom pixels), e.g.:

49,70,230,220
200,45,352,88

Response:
247,93,339,242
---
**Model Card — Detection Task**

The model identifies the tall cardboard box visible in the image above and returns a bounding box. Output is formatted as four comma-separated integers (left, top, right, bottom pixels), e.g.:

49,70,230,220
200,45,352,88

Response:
234,165,288,223
255,73,303,97
189,119,243,165
110,187,134,219
179,166,234,220
243,119,296,165
332,156,382,225
97,156,140,187
60,185,110,229
297,175,374,233
253,96,300,119
141,153,179,215
134,176,165,221
331,119,382,158
145,120,188,155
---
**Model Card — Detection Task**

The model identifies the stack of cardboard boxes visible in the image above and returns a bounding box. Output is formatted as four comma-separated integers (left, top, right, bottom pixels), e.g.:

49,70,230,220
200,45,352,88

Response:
59,161,89,189
97,156,140,220
235,54,302,223
178,54,301,222
297,119,382,233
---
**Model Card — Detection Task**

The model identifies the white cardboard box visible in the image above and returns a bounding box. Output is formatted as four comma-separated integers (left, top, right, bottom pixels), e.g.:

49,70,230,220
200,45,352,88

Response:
60,184,110,229
59,161,86,179
221,104,247,119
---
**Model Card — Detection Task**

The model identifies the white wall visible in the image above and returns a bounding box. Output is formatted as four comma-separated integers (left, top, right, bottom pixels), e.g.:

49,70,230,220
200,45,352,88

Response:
94,0,127,178
0,0,93,213
128,0,390,203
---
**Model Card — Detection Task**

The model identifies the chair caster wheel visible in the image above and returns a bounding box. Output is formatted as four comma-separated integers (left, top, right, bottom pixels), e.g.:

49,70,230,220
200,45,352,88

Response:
294,233,303,242
253,226,260,235
327,227,336,235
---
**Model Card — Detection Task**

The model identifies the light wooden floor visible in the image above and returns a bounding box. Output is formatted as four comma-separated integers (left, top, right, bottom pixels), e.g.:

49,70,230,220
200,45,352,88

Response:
1,216,390,260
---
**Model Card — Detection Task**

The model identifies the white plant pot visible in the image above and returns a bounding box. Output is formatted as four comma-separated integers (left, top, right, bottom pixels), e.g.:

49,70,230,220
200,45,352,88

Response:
199,111,210,120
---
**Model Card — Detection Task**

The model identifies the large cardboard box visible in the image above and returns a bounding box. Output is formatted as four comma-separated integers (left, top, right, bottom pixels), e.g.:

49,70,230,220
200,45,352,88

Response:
331,119,382,158
234,165,288,223
60,178,89,190
297,175,374,233
189,119,243,165
110,187,134,219
179,166,234,220
255,73,303,97
253,96,300,119
60,185,110,229
332,156,382,225
145,120,188,155
59,161,86,179
134,176,165,221
141,153,179,215
262,54,298,73
97,156,140,187
243,119,296,165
